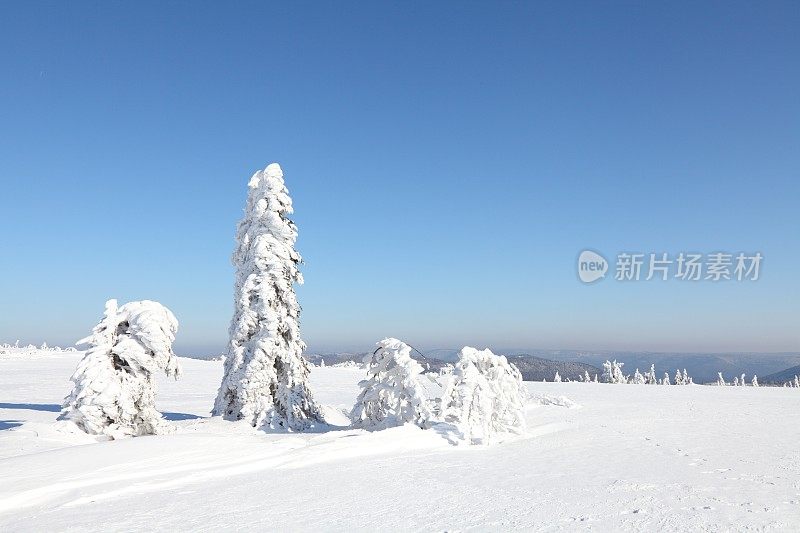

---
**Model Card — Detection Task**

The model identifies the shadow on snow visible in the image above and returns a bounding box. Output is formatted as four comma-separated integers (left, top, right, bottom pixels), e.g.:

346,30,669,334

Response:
0,402,61,412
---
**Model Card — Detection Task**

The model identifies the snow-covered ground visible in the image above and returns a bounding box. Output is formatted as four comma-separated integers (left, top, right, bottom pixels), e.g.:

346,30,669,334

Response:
2,350,799,531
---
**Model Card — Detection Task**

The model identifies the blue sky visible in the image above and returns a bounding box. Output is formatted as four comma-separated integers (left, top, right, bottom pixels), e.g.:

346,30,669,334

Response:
1,2,798,355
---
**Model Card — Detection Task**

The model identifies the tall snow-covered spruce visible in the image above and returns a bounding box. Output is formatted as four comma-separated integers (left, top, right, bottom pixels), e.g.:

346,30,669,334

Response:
213,163,322,430
350,338,434,430
60,299,181,439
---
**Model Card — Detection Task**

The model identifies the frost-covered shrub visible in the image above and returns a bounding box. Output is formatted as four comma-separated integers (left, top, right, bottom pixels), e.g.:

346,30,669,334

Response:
602,360,627,384
441,347,526,445
751,375,759,387
439,363,454,377
662,372,671,385
645,364,658,385
213,163,322,430
60,299,181,439
553,371,562,383
632,369,646,384
350,338,434,430
331,360,364,369
717,372,727,386
537,394,579,408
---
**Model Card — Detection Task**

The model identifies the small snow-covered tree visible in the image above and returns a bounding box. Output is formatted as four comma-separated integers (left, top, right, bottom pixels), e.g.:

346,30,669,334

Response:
60,299,181,439
751,375,759,387
794,376,800,388
593,374,599,383
733,376,739,386
553,371,562,383
717,372,727,386
674,369,684,385
632,368,646,385
582,370,591,383
213,163,322,430
740,373,746,386
602,360,627,384
351,338,433,430
645,364,657,385
442,347,526,444
662,372,671,385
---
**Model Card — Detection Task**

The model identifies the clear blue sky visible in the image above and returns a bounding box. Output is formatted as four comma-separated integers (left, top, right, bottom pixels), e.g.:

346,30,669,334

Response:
1,1,798,355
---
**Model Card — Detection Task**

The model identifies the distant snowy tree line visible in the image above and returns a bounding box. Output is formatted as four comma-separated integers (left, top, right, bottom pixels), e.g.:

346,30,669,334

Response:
544,361,775,387
0,341,77,355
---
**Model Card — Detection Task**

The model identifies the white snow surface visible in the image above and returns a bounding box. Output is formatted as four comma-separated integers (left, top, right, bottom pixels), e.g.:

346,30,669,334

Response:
2,350,800,531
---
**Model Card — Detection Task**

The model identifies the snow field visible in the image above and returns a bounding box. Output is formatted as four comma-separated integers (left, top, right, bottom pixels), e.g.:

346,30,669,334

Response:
1,351,799,531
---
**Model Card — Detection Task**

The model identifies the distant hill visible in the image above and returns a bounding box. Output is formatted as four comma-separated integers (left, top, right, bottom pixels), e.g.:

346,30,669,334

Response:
304,352,367,367
304,350,600,382
198,348,800,385
505,355,601,382
761,365,800,385
488,350,800,384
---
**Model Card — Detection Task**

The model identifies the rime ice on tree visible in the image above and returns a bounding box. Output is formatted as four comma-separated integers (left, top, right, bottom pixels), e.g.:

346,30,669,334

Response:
442,347,527,445
60,299,181,439
350,338,434,430
602,360,627,384
213,163,322,430
645,364,658,385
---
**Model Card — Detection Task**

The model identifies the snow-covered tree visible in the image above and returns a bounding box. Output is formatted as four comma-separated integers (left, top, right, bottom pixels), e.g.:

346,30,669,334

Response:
740,373,746,386
582,370,591,383
213,163,322,430
662,372,671,385
593,374,599,383
645,364,657,385
442,347,526,444
733,376,739,386
717,372,727,386
794,376,800,388
553,371,562,383
751,375,759,387
602,360,627,384
60,299,181,439
350,338,434,430
632,368,646,385
674,369,684,385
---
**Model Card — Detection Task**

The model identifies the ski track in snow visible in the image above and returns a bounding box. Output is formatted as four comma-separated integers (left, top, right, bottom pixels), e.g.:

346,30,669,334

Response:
2,351,800,531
